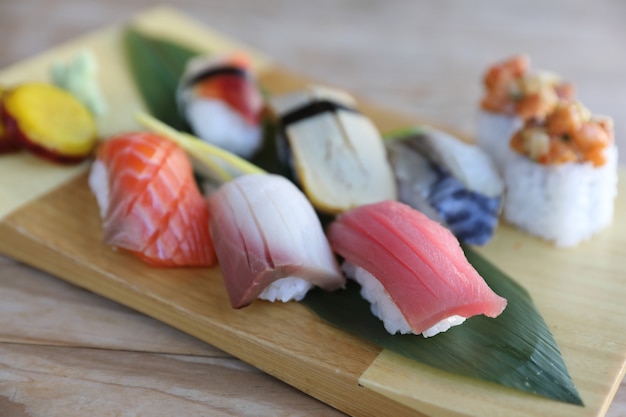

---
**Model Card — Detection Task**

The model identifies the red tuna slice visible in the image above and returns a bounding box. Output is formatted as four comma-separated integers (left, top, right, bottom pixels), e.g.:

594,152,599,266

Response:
207,174,344,308
89,132,216,267
327,200,507,335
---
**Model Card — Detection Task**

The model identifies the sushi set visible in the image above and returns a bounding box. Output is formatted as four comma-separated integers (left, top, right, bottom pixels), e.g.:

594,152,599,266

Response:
1,6,626,417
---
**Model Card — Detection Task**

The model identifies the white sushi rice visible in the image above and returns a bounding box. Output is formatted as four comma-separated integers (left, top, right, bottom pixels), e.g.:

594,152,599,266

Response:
476,110,524,171
258,277,313,303
503,144,618,247
185,99,262,159
343,262,465,337
421,315,466,338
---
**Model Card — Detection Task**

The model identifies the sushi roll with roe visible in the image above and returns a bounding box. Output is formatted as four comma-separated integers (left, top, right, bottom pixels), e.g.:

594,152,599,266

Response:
503,101,618,247
477,54,575,170
177,52,265,159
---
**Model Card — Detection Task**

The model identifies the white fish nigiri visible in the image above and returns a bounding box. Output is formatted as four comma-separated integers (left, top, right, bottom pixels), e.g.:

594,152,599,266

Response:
207,173,345,308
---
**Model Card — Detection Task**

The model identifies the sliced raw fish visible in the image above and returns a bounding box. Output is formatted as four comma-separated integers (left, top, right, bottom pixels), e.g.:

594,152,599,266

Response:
88,132,216,267
386,126,504,245
207,173,344,308
327,200,507,336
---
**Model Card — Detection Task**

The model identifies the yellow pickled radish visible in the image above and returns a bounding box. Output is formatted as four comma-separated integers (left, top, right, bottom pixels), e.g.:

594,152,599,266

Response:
2,82,98,163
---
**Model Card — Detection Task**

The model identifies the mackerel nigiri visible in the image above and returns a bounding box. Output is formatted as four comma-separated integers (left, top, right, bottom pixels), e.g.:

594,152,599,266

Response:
386,126,504,245
88,132,216,267
207,173,344,308
327,200,507,337
177,52,264,159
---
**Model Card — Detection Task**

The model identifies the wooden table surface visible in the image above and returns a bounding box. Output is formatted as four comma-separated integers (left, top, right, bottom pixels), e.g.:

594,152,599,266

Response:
1,1,625,416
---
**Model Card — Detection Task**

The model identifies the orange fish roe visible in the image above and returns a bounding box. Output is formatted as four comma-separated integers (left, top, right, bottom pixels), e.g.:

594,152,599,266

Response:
510,101,613,166
481,55,575,120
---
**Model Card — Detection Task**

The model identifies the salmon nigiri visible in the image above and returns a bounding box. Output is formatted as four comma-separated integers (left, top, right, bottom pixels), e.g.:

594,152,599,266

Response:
177,52,264,159
88,132,216,267
327,200,506,337
207,173,344,308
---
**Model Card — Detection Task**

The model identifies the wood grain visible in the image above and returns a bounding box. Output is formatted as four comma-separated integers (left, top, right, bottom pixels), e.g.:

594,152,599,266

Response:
0,3,619,413
0,262,219,355
0,170,415,417
0,259,347,416
0,343,345,417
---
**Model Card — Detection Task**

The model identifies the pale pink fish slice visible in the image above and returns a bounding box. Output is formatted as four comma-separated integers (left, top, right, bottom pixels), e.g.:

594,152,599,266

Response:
207,174,344,308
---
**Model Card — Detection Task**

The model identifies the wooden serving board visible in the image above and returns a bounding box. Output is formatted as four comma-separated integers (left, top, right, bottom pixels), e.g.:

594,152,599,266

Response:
1,6,625,417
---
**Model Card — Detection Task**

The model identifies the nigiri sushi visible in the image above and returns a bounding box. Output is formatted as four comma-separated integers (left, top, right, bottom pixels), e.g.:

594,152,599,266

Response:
386,126,504,245
207,173,344,308
503,101,618,247
177,52,264,159
88,131,216,267
327,200,507,337
268,85,397,214
477,54,575,170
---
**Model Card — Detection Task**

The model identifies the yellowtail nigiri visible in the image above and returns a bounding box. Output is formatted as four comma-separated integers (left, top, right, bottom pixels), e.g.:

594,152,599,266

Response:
207,173,344,308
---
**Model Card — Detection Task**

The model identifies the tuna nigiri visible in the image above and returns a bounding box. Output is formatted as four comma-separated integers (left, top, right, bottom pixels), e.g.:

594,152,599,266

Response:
327,200,507,337
177,52,264,159
207,173,344,308
88,132,216,267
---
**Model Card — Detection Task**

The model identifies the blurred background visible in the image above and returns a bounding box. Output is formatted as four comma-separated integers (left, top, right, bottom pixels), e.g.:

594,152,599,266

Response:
1,0,624,155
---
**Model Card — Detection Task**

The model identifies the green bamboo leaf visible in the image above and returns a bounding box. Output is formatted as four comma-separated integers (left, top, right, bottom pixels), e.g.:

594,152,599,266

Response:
123,27,201,131
302,245,583,405
383,125,429,141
